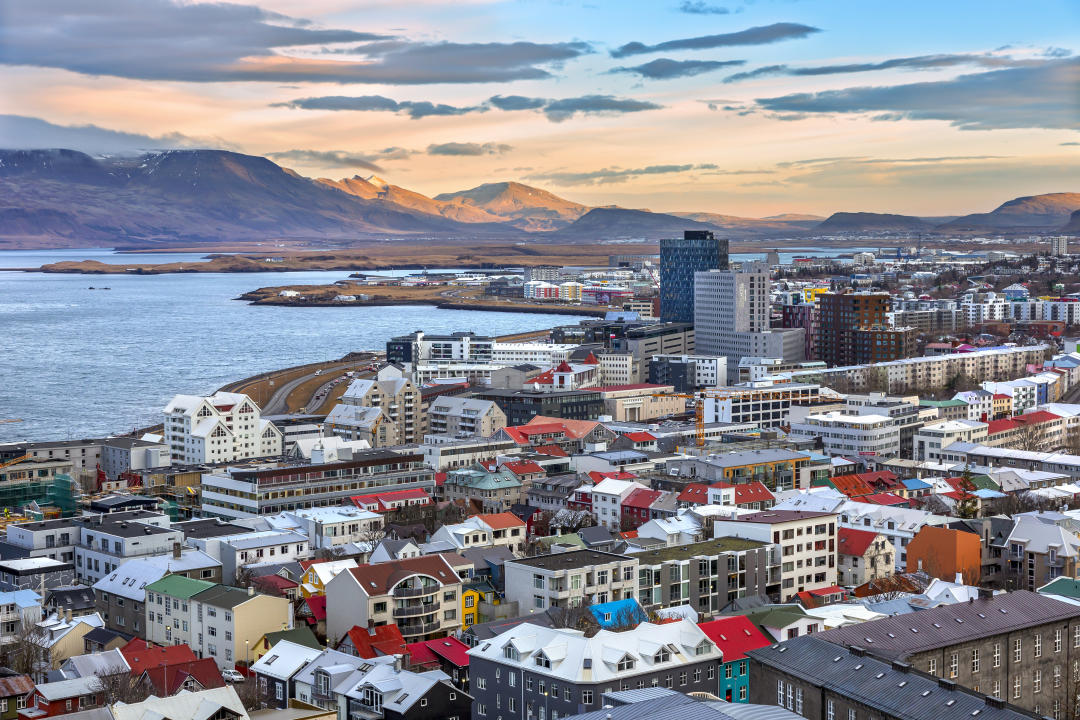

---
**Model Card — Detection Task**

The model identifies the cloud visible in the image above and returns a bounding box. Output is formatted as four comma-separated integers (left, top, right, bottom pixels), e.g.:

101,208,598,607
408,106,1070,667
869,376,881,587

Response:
611,22,820,58
542,95,663,121
610,58,744,80
1062,142,1080,146
754,58,1080,130
426,142,512,156
526,162,719,185
274,95,487,119
277,93,662,122
488,95,548,111
0,0,590,84
0,114,229,154
1045,47,1073,58
723,53,1040,83
265,148,416,172
678,1,730,14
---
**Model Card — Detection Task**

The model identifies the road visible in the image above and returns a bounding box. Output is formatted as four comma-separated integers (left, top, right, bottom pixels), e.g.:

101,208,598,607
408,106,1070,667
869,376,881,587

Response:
261,371,318,415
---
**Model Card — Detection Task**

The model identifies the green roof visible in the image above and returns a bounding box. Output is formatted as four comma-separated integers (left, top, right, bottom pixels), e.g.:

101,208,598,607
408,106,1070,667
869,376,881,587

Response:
145,574,215,599
968,474,1000,491
634,536,767,564
262,627,321,650
537,533,585,549
1038,577,1080,600
735,604,809,630
919,399,968,407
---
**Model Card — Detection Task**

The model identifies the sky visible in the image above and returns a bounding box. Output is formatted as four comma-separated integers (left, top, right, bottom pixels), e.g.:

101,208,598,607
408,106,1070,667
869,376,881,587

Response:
0,0,1077,217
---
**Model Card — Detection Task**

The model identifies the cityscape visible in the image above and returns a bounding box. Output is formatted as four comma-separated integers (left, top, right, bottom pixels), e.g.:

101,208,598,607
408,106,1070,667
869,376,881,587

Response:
1,3,1079,720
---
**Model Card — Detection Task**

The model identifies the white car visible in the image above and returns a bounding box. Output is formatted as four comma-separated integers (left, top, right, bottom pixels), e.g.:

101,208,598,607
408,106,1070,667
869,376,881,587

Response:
221,669,245,683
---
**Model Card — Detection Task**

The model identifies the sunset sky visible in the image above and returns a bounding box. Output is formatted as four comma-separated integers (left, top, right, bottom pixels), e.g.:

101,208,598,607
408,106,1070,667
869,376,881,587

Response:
1,0,1077,217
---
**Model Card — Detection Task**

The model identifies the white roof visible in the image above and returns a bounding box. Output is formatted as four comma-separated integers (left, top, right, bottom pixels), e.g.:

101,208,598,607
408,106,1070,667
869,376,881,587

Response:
591,478,644,497
325,404,383,429
919,419,987,433
250,640,322,681
286,506,380,524
34,676,103,701
112,686,249,720
1007,515,1080,557
223,529,308,550
467,620,721,683
307,559,359,585
93,559,169,600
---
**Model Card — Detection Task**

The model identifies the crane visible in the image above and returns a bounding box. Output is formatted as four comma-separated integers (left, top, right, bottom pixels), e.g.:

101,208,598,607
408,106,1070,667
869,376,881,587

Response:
653,385,808,448
0,455,30,470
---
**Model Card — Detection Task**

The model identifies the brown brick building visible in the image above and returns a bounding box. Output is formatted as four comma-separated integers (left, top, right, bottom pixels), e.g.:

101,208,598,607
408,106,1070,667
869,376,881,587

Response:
817,292,914,367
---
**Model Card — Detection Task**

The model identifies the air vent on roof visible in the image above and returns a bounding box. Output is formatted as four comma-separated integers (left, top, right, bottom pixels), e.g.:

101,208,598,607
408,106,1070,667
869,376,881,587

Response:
854,664,863,670
833,657,842,663
875,673,885,679
999,608,1008,614
864,638,874,643
985,697,1005,709
955,618,964,624
778,647,787,653
939,678,957,690
898,681,907,688
932,623,941,628
970,711,980,717
887,633,895,638
892,660,911,673
849,646,867,657
977,613,986,618
910,628,919,633
921,691,931,697
947,701,956,707
583,659,592,669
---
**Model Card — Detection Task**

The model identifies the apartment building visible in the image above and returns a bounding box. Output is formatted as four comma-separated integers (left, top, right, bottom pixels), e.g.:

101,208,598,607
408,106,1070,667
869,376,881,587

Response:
428,396,507,438
817,591,1080,718
817,291,914,367
635,536,780,614
144,576,292,670
648,354,727,392
327,375,420,447
503,550,638,611
199,450,435,519
163,392,282,465
700,384,822,430
387,331,493,365
710,510,838,600
914,419,989,461
420,436,519,471
468,619,724,720
442,466,525,512
790,411,901,459
1000,515,1080,591
428,513,528,556
75,519,184,585
323,555,464,645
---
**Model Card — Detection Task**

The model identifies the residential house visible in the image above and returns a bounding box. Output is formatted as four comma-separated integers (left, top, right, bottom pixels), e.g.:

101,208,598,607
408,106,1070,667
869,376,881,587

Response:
250,639,322,709
18,676,103,718
836,528,895,588
503,550,638,611
328,375,421,447
1000,514,1080,591
299,560,359,599
110,686,249,720
163,392,282,465
697,615,771,703
428,396,507,438
905,525,983,585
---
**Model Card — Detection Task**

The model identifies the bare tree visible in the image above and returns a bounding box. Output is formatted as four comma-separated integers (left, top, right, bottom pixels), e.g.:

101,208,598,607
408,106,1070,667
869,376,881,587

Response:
1,618,51,680
1016,422,1052,453
95,669,151,705
232,676,262,711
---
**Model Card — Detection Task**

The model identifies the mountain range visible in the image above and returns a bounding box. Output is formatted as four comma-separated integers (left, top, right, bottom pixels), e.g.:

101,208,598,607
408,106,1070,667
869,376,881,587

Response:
0,148,1077,248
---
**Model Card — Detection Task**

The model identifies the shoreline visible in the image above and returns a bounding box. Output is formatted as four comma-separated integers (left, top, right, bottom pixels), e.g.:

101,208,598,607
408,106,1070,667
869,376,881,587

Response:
246,297,608,317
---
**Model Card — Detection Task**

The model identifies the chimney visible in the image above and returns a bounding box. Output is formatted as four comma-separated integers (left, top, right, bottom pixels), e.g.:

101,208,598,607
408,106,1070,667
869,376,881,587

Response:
979,587,993,600
247,585,255,597
173,542,182,559
393,655,404,673
64,608,72,623
917,559,923,572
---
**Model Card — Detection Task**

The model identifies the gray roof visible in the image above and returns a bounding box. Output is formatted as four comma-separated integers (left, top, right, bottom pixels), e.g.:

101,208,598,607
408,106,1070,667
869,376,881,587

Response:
819,590,1080,659
191,585,254,609
46,586,96,610
749,636,1036,720
508,549,630,571
568,691,803,720
174,519,250,539
577,526,616,546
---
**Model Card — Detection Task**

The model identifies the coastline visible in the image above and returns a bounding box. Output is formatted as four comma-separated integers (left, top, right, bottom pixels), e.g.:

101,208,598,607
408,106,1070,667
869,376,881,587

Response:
242,297,608,317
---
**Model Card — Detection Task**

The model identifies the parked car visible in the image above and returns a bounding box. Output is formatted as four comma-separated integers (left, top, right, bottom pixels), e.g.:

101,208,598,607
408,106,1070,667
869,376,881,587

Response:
221,669,245,683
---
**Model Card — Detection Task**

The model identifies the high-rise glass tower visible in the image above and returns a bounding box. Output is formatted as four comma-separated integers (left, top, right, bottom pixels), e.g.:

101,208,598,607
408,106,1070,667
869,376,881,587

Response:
659,230,729,323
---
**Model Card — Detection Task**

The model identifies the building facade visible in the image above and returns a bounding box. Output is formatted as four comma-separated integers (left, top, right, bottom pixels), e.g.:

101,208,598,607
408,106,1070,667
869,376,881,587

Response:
659,230,729,323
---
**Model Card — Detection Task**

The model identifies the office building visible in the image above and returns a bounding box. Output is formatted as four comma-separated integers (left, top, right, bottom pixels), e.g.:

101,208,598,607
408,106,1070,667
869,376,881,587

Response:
817,292,914,368
660,230,729,323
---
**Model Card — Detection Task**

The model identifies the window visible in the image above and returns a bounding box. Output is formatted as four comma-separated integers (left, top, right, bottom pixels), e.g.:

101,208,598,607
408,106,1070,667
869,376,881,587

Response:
848,710,856,720
1014,676,1022,699
948,653,958,679
477,704,487,717
693,669,701,683
1014,638,1022,663
739,687,747,701
993,643,1001,668
617,655,634,672
654,647,671,663
1054,666,1062,688
679,672,687,687
1056,628,1063,653
777,680,784,705
827,700,835,720
707,667,715,680
928,658,937,675
725,665,734,679
1034,670,1042,694
795,687,803,716
582,691,593,705
509,698,516,712
1035,634,1043,658
476,677,486,690
536,654,551,669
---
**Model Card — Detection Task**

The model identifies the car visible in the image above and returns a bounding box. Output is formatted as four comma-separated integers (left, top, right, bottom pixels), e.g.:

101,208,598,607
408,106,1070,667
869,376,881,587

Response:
221,669,245,683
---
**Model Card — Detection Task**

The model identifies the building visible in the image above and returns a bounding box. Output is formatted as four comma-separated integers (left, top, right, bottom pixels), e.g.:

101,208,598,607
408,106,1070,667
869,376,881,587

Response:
475,389,606,427
428,396,507,438
387,331,493,365
144,576,292,670
420,437,519,472
817,292,914,368
815,590,1080,717
1051,236,1070,256
710,510,838,600
327,375,420,447
163,392,282,465
503,550,638,611
0,558,74,593
694,266,805,376
635,536,780,614
790,412,901,460
999,515,1080,591
75,517,184,585
660,230,729,323
701,384,822,430
200,450,435,519
905,525,982,584
100,437,171,482
428,513,528,556
913,420,989,462
697,615,772,702
748,635,1039,720
836,528,895,588
648,355,727,392
442,466,525,513
323,555,464,645
467,619,724,720
249,639,321,709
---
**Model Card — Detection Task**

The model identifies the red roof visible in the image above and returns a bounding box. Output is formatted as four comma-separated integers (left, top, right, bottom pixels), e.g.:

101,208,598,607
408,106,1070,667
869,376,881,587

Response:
533,444,569,457
861,493,908,506
422,636,471,666
623,487,663,510
676,483,709,504
587,470,638,483
1018,410,1061,425
582,352,599,365
830,474,876,497
623,431,656,442
837,527,879,557
697,616,771,662
121,640,198,674
344,624,406,658
619,530,638,539
986,418,1018,435
141,658,224,695
993,394,1011,400
351,488,432,511
405,641,441,668
732,481,774,505
253,574,298,593
305,595,327,621
555,360,574,373
810,585,848,597
858,470,900,489
503,460,545,476
474,512,527,530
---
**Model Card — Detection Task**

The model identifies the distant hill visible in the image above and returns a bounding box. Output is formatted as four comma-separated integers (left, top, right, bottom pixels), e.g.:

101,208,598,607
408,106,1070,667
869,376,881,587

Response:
943,193,1080,229
318,175,505,225
674,211,820,235
551,207,721,240
434,181,589,231
815,212,930,232
1062,209,1080,233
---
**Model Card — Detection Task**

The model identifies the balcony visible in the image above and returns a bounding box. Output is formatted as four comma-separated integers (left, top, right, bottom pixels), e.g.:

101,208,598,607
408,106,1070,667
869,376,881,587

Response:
393,601,440,618
393,584,439,598
398,620,440,636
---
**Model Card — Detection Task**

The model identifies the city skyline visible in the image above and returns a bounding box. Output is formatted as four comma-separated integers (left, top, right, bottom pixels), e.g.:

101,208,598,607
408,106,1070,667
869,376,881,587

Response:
0,0,1077,216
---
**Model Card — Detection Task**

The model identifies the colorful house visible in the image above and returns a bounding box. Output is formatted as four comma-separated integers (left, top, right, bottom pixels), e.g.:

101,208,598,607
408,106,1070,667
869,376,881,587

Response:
462,578,500,629
298,558,359,599
697,616,771,702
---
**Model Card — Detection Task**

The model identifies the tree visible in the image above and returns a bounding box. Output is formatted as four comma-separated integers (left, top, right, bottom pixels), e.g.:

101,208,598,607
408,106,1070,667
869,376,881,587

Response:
232,676,262,711
95,669,151,705
953,466,980,520
1,618,52,681
1016,421,1052,453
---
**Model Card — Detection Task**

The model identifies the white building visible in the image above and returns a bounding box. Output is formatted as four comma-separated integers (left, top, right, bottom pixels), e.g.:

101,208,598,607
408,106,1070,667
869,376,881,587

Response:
913,419,988,462
503,550,638,611
589,478,648,529
490,343,578,365
982,379,1038,413
790,411,901,460
701,383,822,429
163,392,282,465
694,265,805,378
953,389,994,421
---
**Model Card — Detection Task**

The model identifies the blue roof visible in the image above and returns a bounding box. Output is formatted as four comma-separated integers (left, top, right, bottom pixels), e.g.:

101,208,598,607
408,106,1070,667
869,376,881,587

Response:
973,489,1006,499
592,450,648,461
0,589,41,609
901,478,931,490
589,598,648,628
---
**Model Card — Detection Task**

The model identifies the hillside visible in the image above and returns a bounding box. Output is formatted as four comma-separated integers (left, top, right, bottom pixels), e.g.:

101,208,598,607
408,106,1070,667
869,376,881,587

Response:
317,175,506,225
673,211,820,235
815,212,930,232
1062,209,1080,233
943,193,1080,229
551,207,721,240
434,181,589,231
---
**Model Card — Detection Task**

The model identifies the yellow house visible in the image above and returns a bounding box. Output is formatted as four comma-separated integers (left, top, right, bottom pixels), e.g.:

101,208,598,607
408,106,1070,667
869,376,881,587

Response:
802,286,830,304
299,559,359,599
249,626,322,663
37,612,102,670
461,579,500,629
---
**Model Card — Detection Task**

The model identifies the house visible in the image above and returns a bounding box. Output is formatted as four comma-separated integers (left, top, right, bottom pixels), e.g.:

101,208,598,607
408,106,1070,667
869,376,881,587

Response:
588,599,648,629
350,489,433,515
428,514,527,556
30,612,105,671
162,392,282,465
697,615,771,703
18,676,103,719
836,527,895,588
369,539,422,565
467,619,723,720
110,686,249,720
299,560,359,599
589,478,649,530
503,550,638,612
249,639,321,709
323,555,464,645
0,590,42,647
251,627,321,663
999,514,1080,591
138,657,225,696
441,467,525,513
905,525,983,585
337,624,406,659
404,636,472,690
0,675,34,720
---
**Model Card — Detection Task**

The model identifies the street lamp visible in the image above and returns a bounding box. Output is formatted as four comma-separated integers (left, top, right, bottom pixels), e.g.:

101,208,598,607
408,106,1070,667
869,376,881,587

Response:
245,639,250,668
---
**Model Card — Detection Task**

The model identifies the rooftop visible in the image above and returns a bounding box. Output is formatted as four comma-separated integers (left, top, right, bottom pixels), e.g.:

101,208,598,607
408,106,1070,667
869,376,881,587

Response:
631,536,767,564
509,549,631,571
